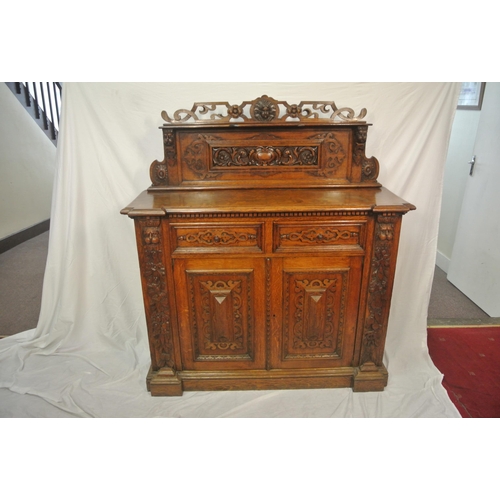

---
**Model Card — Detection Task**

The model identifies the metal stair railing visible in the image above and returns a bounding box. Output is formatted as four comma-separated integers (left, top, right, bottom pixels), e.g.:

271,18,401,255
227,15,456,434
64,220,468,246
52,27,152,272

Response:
5,82,62,146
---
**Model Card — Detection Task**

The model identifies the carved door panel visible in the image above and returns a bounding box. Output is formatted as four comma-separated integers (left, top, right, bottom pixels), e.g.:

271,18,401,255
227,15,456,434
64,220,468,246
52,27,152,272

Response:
174,258,266,370
271,256,363,369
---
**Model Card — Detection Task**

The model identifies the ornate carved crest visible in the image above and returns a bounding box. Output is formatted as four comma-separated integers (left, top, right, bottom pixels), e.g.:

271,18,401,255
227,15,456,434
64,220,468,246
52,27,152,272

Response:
161,95,367,126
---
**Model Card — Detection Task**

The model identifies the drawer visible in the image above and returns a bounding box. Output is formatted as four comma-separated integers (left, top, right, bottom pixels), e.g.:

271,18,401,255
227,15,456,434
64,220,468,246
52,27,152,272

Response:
171,223,263,254
274,221,365,252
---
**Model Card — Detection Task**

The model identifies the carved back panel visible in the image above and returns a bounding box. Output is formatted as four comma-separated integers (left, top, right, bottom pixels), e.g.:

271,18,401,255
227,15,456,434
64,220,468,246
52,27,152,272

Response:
149,96,380,190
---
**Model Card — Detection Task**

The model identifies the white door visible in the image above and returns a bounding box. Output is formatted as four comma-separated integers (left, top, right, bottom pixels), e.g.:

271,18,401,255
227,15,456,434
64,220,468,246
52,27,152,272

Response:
447,83,500,316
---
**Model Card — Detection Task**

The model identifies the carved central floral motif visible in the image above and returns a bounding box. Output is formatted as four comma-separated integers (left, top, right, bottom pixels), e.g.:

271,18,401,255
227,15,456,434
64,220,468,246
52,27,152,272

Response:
251,97,279,121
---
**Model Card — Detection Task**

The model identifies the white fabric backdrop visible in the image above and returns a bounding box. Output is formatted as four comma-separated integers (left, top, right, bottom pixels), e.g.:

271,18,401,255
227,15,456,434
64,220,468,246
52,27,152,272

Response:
0,83,462,417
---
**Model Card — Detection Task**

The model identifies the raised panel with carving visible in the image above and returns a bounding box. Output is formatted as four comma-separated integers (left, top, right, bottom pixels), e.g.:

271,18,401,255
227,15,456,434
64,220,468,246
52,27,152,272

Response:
174,258,266,370
271,256,363,369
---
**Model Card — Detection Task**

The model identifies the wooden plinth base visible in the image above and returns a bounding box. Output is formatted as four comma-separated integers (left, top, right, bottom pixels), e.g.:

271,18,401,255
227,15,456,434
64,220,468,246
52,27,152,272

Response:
352,362,388,392
146,364,388,396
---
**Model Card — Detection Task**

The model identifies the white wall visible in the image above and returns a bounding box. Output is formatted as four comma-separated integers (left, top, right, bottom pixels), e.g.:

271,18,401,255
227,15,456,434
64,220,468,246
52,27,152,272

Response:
0,83,56,240
436,108,481,272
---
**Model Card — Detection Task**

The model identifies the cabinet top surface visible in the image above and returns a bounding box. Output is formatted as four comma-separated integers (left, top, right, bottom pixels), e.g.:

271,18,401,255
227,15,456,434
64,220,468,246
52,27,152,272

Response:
121,187,415,217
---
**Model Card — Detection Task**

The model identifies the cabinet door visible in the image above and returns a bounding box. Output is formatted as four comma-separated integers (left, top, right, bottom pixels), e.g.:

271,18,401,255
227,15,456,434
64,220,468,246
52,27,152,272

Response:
271,256,363,369
173,258,266,371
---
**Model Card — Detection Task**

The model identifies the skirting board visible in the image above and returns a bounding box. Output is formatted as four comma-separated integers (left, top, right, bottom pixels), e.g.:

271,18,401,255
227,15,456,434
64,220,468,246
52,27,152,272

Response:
436,250,450,274
0,219,50,254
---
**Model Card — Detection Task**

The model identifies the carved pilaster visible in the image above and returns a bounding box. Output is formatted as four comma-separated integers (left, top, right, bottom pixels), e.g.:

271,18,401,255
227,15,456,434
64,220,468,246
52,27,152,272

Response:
137,217,174,371
360,213,400,368
265,258,272,371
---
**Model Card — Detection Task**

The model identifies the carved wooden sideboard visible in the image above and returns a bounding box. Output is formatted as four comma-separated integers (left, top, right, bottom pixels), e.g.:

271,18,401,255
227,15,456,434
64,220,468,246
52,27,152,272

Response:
121,95,415,396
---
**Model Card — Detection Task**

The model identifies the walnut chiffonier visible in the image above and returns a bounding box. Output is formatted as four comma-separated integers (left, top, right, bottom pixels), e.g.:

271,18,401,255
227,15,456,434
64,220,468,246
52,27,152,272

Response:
121,95,415,396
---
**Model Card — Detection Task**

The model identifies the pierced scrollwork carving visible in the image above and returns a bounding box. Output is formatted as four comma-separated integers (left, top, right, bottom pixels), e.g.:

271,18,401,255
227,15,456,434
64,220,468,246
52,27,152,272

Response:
161,95,368,126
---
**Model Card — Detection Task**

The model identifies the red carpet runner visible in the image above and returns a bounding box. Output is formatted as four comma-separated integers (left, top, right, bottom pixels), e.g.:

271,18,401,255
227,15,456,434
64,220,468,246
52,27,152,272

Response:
427,326,500,418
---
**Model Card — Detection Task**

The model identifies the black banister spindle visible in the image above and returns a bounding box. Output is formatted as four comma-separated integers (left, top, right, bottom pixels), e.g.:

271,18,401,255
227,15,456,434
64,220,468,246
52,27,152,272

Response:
32,82,40,119
52,82,60,130
46,82,56,140
39,82,49,131
23,82,31,107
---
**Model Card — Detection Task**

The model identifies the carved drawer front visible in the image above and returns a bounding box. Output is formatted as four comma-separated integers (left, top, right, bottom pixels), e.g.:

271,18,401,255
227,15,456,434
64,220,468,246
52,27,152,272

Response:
174,258,266,370
274,221,365,252
171,223,263,254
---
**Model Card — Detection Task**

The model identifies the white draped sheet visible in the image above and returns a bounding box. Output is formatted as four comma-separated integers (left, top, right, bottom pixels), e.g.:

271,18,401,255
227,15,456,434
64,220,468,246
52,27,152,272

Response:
0,83,462,417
